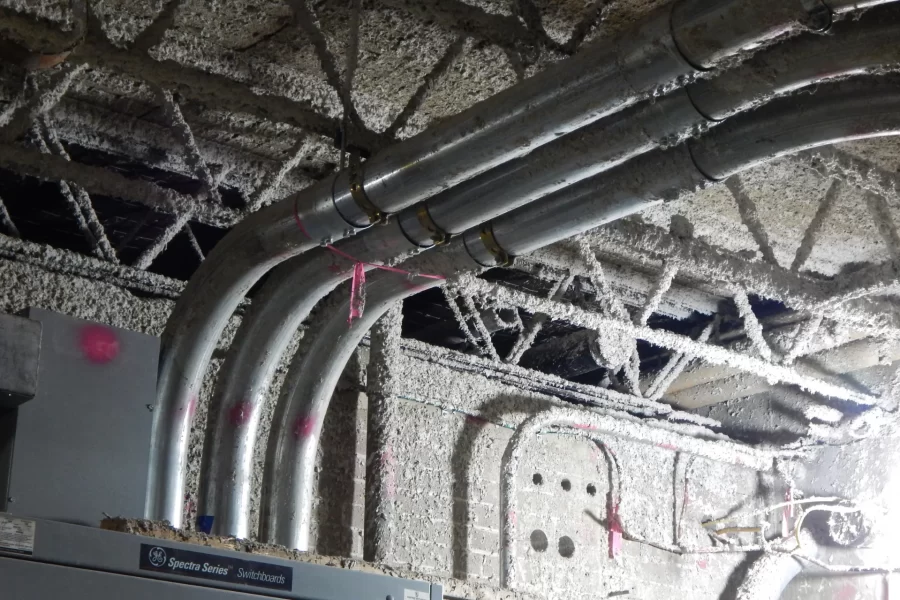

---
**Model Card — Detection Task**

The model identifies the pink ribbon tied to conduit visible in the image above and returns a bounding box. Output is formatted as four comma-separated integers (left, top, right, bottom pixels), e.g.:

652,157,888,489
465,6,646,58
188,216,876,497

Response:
293,199,446,324
607,497,623,559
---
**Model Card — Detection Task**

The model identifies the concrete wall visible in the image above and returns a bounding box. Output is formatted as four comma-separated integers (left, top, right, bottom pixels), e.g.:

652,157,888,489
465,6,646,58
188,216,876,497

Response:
5,254,897,599
359,336,775,598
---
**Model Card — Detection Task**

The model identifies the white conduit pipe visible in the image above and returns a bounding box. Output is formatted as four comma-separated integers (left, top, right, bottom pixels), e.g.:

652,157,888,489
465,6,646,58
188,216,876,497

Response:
735,553,804,600
264,78,900,551
152,0,851,525
199,13,900,536
499,407,795,588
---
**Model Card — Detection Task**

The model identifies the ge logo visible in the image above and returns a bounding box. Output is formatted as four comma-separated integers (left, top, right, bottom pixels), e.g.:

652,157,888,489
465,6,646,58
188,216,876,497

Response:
148,547,167,567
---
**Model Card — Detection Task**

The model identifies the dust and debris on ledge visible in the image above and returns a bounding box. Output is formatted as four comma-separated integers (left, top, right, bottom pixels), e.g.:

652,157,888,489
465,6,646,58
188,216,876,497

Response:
100,518,540,600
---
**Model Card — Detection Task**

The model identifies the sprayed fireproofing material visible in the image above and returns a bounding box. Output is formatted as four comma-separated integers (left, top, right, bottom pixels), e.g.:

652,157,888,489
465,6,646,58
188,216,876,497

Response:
152,0,844,527
498,406,794,588
196,17,900,538
254,78,900,552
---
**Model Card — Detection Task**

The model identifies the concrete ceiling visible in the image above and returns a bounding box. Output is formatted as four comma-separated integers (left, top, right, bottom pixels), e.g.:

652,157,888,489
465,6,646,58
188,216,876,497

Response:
2,0,900,412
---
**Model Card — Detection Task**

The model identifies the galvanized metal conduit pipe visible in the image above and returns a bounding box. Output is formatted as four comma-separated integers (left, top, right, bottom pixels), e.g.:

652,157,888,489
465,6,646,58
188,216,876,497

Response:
153,0,841,525
266,78,900,550
259,257,456,549
197,222,419,536
400,11,900,242
735,554,804,600
824,0,898,12
499,407,794,587
199,16,898,536
487,78,900,257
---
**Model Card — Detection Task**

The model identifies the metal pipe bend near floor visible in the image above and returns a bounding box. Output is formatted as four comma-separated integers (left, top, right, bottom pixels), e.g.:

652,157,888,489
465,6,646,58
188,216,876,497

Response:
198,220,422,537
735,553,804,600
196,247,357,538
150,180,354,526
152,0,894,526
201,17,900,536
259,250,468,548
498,407,794,589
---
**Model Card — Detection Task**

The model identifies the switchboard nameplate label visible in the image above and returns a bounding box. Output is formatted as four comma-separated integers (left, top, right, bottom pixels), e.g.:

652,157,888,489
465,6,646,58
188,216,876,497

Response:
0,514,35,555
139,543,292,591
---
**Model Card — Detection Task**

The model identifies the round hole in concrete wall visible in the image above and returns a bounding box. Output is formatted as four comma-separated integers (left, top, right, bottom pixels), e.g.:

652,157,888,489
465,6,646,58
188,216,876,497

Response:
532,473,543,485
561,478,571,491
586,484,597,496
558,535,575,558
530,529,549,552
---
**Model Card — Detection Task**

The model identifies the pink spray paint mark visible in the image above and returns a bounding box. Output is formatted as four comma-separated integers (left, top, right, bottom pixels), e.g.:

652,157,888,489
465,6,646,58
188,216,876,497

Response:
228,401,254,427
573,423,598,431
657,443,678,451
379,447,396,499
348,262,366,324
782,488,794,538
292,198,445,326
182,395,197,418
835,583,858,600
507,510,517,526
79,325,120,364
696,559,708,570
607,502,623,559
293,415,316,440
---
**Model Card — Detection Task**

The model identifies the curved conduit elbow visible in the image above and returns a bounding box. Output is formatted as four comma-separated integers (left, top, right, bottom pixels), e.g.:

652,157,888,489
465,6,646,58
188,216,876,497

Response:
196,10,900,537
197,220,421,536
152,0,849,526
266,76,900,552
259,247,468,548
735,553,804,600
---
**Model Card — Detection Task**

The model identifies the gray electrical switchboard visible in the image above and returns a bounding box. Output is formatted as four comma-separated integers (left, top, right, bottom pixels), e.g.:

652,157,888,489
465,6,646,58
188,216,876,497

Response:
0,515,442,600
1,308,158,522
